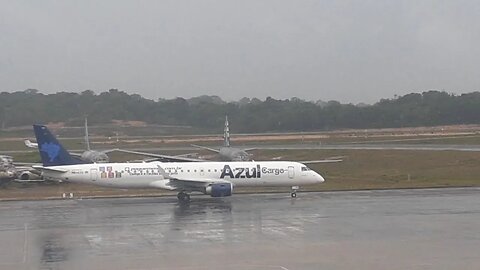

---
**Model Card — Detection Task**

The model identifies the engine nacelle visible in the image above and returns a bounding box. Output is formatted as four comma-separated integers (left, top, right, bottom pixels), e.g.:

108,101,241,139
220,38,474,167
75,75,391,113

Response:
205,183,233,197
81,151,109,163
18,171,41,181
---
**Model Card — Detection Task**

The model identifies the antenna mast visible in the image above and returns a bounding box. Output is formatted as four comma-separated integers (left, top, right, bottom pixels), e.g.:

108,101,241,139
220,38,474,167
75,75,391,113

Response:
223,115,230,147
85,117,91,151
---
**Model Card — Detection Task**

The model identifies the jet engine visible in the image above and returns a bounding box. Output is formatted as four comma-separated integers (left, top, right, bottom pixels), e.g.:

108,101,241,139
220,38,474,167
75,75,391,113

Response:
205,183,233,197
17,171,41,181
81,151,109,163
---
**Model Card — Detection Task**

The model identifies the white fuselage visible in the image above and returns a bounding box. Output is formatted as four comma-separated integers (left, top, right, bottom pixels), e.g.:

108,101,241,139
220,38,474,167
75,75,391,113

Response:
42,161,324,190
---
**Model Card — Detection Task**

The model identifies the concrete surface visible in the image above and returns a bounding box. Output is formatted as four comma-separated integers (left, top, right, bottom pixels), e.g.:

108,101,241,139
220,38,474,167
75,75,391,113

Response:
0,188,479,270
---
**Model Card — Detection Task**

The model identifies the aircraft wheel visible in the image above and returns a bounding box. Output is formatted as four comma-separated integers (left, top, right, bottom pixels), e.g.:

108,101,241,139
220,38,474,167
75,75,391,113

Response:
290,192,297,198
177,192,191,203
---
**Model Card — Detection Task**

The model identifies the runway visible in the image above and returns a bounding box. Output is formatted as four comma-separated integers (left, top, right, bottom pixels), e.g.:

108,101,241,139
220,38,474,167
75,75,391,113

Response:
121,143,480,152
4,143,480,154
0,188,479,270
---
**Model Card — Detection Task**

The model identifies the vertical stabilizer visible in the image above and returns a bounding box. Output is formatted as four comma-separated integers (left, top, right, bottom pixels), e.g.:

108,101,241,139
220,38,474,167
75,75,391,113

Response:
33,125,83,166
223,115,230,147
84,117,91,151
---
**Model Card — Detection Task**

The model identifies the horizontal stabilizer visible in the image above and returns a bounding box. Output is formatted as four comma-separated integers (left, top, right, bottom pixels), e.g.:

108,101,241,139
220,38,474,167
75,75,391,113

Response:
168,177,232,191
24,139,38,149
32,165,67,173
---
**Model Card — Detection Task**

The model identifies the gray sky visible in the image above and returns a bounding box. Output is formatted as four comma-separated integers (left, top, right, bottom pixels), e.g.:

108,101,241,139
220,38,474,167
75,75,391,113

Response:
1,0,480,103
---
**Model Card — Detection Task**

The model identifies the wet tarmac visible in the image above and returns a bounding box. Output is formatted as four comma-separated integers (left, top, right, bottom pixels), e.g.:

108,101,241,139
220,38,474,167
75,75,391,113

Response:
0,188,479,270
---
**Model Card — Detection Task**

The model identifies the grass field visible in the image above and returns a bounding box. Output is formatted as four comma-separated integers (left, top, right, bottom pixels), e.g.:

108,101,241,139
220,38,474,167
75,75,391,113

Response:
1,148,479,200
255,149,480,191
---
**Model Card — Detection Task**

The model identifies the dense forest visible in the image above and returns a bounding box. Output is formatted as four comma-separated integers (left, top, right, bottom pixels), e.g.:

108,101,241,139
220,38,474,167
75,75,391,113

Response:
1,89,480,132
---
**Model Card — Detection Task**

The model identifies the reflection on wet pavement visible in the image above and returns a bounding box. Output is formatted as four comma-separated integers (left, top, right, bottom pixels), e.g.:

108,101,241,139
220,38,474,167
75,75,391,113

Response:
0,188,479,270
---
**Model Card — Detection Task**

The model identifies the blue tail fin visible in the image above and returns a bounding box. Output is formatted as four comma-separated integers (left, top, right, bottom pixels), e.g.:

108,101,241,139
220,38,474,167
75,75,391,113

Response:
33,125,84,166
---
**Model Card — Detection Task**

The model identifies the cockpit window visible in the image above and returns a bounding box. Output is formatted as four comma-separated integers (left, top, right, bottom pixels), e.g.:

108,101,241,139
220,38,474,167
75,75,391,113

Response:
301,166,311,171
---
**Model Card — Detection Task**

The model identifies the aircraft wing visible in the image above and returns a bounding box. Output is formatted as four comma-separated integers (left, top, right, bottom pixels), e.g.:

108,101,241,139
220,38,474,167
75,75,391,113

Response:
13,165,39,171
111,149,204,162
14,179,45,183
101,149,120,154
301,159,343,164
13,162,38,166
174,153,199,158
243,148,257,152
167,177,232,191
149,165,232,192
158,166,231,192
191,144,221,153
301,155,346,164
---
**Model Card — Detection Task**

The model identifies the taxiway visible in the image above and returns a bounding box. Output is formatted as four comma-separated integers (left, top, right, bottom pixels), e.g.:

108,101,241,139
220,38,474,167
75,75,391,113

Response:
0,188,478,270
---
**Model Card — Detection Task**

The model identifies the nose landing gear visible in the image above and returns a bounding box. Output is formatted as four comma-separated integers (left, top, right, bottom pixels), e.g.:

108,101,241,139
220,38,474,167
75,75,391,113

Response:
290,186,299,198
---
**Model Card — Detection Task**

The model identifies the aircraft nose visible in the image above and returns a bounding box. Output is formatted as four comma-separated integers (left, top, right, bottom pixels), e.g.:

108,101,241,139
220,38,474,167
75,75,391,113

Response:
316,173,325,183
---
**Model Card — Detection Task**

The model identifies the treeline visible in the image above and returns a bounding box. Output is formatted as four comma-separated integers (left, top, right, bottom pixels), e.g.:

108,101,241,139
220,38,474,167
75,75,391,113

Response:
1,89,480,132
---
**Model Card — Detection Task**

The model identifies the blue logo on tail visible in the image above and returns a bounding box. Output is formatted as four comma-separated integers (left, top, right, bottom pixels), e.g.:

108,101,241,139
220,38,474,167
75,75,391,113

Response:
40,142,60,162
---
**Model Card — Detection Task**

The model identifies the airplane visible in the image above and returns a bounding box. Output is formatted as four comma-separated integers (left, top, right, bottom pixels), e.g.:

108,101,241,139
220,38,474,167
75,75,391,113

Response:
114,116,250,162
107,116,343,164
0,154,42,184
0,155,16,184
25,118,113,163
26,119,203,163
191,116,343,164
191,115,253,161
32,124,325,201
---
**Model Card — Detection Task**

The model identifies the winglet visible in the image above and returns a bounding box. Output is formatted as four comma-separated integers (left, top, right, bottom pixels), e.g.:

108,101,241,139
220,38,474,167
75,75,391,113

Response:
156,165,171,179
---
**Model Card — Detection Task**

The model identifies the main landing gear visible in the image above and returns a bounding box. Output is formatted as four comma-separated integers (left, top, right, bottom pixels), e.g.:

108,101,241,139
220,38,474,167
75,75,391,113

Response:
290,186,299,198
177,191,191,203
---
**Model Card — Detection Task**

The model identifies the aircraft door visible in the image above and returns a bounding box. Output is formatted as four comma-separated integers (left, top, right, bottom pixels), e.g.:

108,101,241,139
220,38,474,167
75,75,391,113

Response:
90,168,98,182
288,166,295,179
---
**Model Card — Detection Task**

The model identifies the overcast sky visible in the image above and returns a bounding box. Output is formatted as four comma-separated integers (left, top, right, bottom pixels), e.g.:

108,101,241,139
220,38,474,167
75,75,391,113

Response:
1,1,480,103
